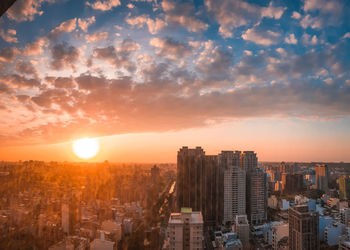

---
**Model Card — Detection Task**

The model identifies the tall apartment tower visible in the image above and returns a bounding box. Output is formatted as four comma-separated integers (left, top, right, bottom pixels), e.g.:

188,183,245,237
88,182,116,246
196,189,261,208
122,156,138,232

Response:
223,166,246,224
240,151,258,171
339,176,350,200
166,208,203,250
315,164,328,192
241,151,267,225
176,147,220,226
289,205,319,250
246,167,267,225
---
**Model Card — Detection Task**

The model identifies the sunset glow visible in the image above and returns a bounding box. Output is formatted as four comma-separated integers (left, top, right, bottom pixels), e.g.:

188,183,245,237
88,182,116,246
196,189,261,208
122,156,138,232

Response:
72,137,99,159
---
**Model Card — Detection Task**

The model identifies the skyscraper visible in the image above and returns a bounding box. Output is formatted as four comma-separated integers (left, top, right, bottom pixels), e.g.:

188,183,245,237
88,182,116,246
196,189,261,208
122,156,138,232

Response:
176,147,220,226
339,176,350,200
289,205,319,250
223,166,246,224
315,164,328,192
246,167,267,225
166,208,203,250
240,151,257,171
176,147,266,226
176,146,205,213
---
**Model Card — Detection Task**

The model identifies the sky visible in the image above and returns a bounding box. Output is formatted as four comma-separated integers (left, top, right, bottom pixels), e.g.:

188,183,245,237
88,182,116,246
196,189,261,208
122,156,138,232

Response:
0,0,349,162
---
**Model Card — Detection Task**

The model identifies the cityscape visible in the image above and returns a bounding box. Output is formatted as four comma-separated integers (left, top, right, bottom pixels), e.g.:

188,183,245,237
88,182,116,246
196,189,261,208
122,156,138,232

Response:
2,150,350,249
0,0,350,250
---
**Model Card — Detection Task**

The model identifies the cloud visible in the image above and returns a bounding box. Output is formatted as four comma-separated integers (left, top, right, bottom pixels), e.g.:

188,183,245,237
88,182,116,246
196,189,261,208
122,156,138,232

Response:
22,37,47,56
150,37,192,60
242,26,281,46
300,14,322,29
261,2,286,19
6,71,350,145
0,29,18,43
127,3,135,8
206,0,286,38
45,77,75,89
302,33,318,45
343,33,350,39
15,61,38,76
195,41,233,81
50,42,80,70
78,16,96,32
303,0,342,14
93,40,140,72
162,0,208,33
301,0,344,29
49,18,77,40
85,32,109,43
292,11,301,19
0,47,18,62
126,15,167,34
86,0,121,11
6,0,54,22
285,34,298,44
0,74,40,88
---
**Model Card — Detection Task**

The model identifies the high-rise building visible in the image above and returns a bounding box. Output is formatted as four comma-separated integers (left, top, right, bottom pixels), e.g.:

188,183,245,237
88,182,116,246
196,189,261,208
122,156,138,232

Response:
240,151,257,171
281,173,304,194
177,147,266,227
339,176,350,200
223,166,246,224
289,205,319,250
218,150,241,225
166,208,203,250
246,167,267,225
176,147,220,226
315,164,328,192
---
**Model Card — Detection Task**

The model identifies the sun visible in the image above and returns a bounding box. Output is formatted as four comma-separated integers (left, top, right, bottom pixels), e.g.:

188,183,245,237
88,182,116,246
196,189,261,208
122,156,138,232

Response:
73,137,100,159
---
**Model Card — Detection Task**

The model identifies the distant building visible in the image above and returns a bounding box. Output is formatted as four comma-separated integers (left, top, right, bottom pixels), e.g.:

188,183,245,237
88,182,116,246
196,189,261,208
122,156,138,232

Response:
288,205,319,250
340,176,350,200
223,166,246,224
268,195,278,209
281,173,304,194
341,208,350,226
62,203,69,234
324,223,345,246
240,151,257,172
247,167,267,225
90,231,114,250
339,228,350,250
319,216,333,241
233,215,250,247
271,222,289,250
166,208,203,250
151,165,160,182
315,164,328,192
101,220,122,242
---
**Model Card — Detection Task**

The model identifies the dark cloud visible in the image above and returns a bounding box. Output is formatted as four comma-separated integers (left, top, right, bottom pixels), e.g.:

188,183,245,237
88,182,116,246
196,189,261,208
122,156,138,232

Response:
150,37,192,60
15,61,37,76
0,74,40,88
0,47,18,62
92,39,139,72
50,42,80,70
